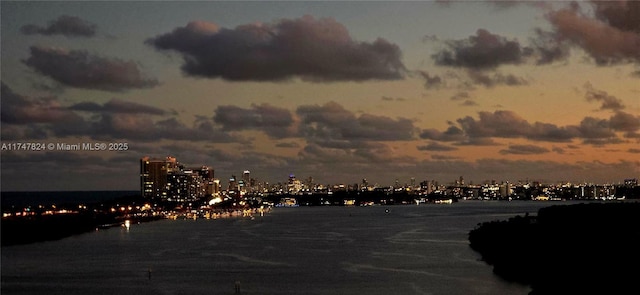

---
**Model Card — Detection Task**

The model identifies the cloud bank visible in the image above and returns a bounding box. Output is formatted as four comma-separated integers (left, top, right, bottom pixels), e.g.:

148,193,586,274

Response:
147,16,406,82
21,15,97,37
23,46,159,91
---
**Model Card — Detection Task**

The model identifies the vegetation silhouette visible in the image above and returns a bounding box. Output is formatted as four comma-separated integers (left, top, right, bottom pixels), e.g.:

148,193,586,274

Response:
469,202,640,295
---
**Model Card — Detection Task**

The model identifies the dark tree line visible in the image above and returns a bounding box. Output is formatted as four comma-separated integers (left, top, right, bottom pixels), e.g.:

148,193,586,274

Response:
469,202,640,295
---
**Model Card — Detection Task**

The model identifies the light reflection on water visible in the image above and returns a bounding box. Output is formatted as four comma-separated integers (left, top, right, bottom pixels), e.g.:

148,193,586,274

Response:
2,201,558,295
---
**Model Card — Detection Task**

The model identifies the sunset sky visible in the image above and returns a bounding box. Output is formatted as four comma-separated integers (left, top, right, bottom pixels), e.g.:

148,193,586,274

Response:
1,1,639,191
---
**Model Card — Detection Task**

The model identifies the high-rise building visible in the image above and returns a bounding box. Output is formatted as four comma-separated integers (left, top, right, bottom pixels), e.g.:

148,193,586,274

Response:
140,156,177,199
140,156,214,203
287,174,302,193
242,170,251,192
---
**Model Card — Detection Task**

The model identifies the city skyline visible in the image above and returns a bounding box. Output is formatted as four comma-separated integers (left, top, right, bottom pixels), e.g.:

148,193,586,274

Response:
1,1,639,191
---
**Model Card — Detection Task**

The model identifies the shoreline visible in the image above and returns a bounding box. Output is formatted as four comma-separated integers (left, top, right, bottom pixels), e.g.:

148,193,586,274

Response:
468,202,640,294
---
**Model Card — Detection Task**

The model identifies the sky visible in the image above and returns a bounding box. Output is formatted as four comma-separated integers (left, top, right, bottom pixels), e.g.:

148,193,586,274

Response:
1,0,639,191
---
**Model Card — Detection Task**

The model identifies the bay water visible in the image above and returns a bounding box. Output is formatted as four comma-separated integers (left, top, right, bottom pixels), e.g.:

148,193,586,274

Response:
1,201,558,295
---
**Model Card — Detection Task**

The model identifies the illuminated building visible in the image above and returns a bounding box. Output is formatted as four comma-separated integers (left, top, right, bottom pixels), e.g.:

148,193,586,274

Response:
140,156,214,202
140,156,177,199
242,170,251,192
287,174,302,193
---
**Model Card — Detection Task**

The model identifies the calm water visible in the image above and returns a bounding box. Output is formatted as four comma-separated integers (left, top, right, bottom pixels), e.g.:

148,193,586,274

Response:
1,201,560,295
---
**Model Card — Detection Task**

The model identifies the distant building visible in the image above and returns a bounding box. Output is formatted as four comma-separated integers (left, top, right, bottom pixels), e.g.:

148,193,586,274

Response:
140,156,214,203
140,156,177,199
288,174,302,193
242,170,251,192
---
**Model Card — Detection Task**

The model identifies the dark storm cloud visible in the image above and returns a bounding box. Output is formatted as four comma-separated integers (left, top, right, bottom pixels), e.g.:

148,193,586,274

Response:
213,104,295,138
23,46,159,91
21,15,97,37
147,16,405,82
499,144,550,155
70,98,168,115
432,29,528,70
546,3,640,65
296,101,416,145
584,83,625,111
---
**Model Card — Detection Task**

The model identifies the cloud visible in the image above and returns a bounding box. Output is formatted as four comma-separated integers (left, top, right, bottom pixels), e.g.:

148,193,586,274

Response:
21,15,97,37
529,28,571,65
552,146,566,154
23,46,159,91
428,29,534,88
609,111,640,133
422,110,638,145
1,82,240,142
147,15,406,82
456,110,533,138
584,83,625,110
592,1,640,34
417,142,458,151
467,70,528,87
499,144,550,155
432,29,529,70
430,154,460,160
577,116,616,139
0,82,84,126
456,137,501,146
419,126,465,142
70,98,168,115
450,92,470,101
296,101,416,146
381,96,406,102
460,100,479,107
546,2,640,65
88,113,238,143
457,111,587,143
213,103,295,138
528,122,581,142
417,71,443,89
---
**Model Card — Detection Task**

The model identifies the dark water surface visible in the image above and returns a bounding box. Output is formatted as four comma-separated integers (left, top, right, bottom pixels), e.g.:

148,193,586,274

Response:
1,201,559,295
